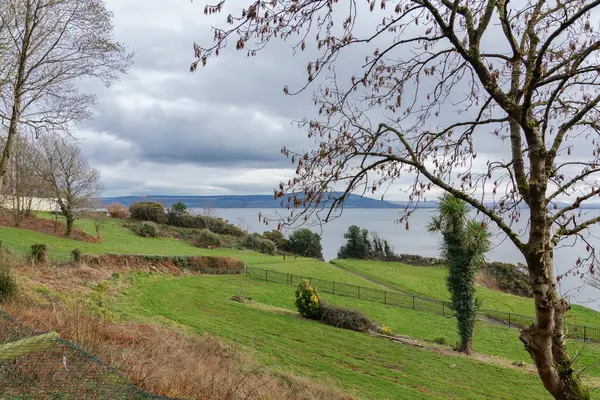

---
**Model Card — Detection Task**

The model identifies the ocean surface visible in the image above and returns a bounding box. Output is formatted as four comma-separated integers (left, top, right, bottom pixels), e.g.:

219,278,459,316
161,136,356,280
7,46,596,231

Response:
194,207,600,310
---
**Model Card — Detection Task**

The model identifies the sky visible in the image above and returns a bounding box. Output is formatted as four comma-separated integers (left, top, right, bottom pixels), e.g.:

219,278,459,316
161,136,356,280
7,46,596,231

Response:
78,0,319,197
75,0,599,204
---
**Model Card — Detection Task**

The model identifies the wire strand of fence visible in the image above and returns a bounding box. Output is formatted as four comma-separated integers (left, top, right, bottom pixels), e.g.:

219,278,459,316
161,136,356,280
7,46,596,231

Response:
245,266,600,342
0,310,178,400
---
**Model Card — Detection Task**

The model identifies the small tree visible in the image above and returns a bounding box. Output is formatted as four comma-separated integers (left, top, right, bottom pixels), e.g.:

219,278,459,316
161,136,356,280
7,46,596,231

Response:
166,201,188,225
34,136,103,236
338,225,371,259
91,213,106,239
171,201,188,217
428,194,491,355
287,228,323,259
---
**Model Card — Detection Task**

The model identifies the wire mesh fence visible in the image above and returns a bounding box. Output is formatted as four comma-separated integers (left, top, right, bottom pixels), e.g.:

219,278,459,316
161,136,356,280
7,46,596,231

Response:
0,310,176,400
246,266,600,342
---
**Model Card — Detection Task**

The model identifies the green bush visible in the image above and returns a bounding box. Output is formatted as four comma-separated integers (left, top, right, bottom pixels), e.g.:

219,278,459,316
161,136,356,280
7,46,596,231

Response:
192,229,222,248
136,221,158,238
29,244,48,264
320,303,378,332
287,228,323,259
433,337,448,345
485,262,532,298
241,233,276,255
0,265,18,302
72,249,81,262
128,201,166,223
166,201,188,225
294,280,323,320
262,230,289,250
170,214,244,237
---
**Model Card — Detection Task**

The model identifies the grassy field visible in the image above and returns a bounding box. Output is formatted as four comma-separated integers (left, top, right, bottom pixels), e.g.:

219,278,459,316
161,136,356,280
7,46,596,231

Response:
115,273,554,400
332,259,600,327
4,213,600,398
0,215,383,287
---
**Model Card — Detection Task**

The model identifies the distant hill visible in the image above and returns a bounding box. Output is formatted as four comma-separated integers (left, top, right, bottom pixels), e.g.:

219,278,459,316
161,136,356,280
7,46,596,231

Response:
101,194,403,209
101,194,600,210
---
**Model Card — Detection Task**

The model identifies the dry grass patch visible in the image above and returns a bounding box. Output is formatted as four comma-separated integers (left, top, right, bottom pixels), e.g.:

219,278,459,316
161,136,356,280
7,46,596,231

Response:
2,304,352,400
0,212,99,243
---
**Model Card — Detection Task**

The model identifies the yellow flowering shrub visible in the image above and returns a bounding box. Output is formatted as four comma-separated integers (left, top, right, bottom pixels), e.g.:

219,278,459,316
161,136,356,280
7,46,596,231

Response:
294,280,323,320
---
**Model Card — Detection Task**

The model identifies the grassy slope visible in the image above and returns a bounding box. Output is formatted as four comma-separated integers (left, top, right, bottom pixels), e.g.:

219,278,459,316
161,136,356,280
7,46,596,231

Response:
0,216,380,288
4,215,600,397
333,259,600,327
116,273,551,400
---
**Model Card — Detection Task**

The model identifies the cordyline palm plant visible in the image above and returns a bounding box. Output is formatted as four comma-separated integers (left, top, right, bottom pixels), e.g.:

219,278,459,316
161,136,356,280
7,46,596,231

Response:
428,194,491,355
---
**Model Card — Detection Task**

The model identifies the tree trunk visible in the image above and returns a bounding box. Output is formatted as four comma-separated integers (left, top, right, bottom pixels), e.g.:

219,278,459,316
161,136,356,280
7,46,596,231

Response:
457,337,473,355
65,214,74,236
520,250,588,399
522,134,589,399
0,2,32,194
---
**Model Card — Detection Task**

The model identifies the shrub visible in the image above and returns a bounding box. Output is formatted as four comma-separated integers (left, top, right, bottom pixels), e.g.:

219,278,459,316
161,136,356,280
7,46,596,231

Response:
0,265,18,302
287,229,323,259
433,337,448,345
485,262,532,298
381,325,393,335
192,229,222,248
320,303,378,332
107,203,129,219
240,233,276,255
169,214,244,237
136,221,158,238
129,201,166,223
166,201,188,226
294,280,323,320
29,244,48,264
262,230,289,250
72,249,81,262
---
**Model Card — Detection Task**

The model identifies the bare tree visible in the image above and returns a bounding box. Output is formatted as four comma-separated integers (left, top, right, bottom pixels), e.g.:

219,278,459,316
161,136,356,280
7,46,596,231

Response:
3,134,51,226
193,1,600,398
35,135,103,236
0,0,133,194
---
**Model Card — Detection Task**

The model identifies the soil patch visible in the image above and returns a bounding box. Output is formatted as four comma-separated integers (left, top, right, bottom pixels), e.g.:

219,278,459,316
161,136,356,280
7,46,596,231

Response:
0,213,99,243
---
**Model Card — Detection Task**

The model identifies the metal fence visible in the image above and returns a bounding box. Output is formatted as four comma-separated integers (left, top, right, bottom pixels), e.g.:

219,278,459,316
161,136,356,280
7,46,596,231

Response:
246,266,600,342
0,310,176,400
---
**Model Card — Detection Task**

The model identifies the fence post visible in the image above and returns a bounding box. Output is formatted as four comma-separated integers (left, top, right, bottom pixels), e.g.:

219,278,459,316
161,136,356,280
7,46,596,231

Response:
332,282,336,295
309,277,312,285
357,286,360,299
412,296,415,309
508,313,511,328
290,273,293,285
584,326,587,342
442,301,445,316
384,291,387,305
265,269,268,281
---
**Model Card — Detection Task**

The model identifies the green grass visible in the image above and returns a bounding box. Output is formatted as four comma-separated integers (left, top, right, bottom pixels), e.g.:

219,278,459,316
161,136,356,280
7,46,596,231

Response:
332,259,600,327
4,214,600,398
115,273,553,400
0,214,382,288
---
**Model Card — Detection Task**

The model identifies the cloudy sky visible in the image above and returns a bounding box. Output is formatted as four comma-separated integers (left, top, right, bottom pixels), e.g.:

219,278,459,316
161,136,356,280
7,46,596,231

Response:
75,0,598,205
78,0,322,197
